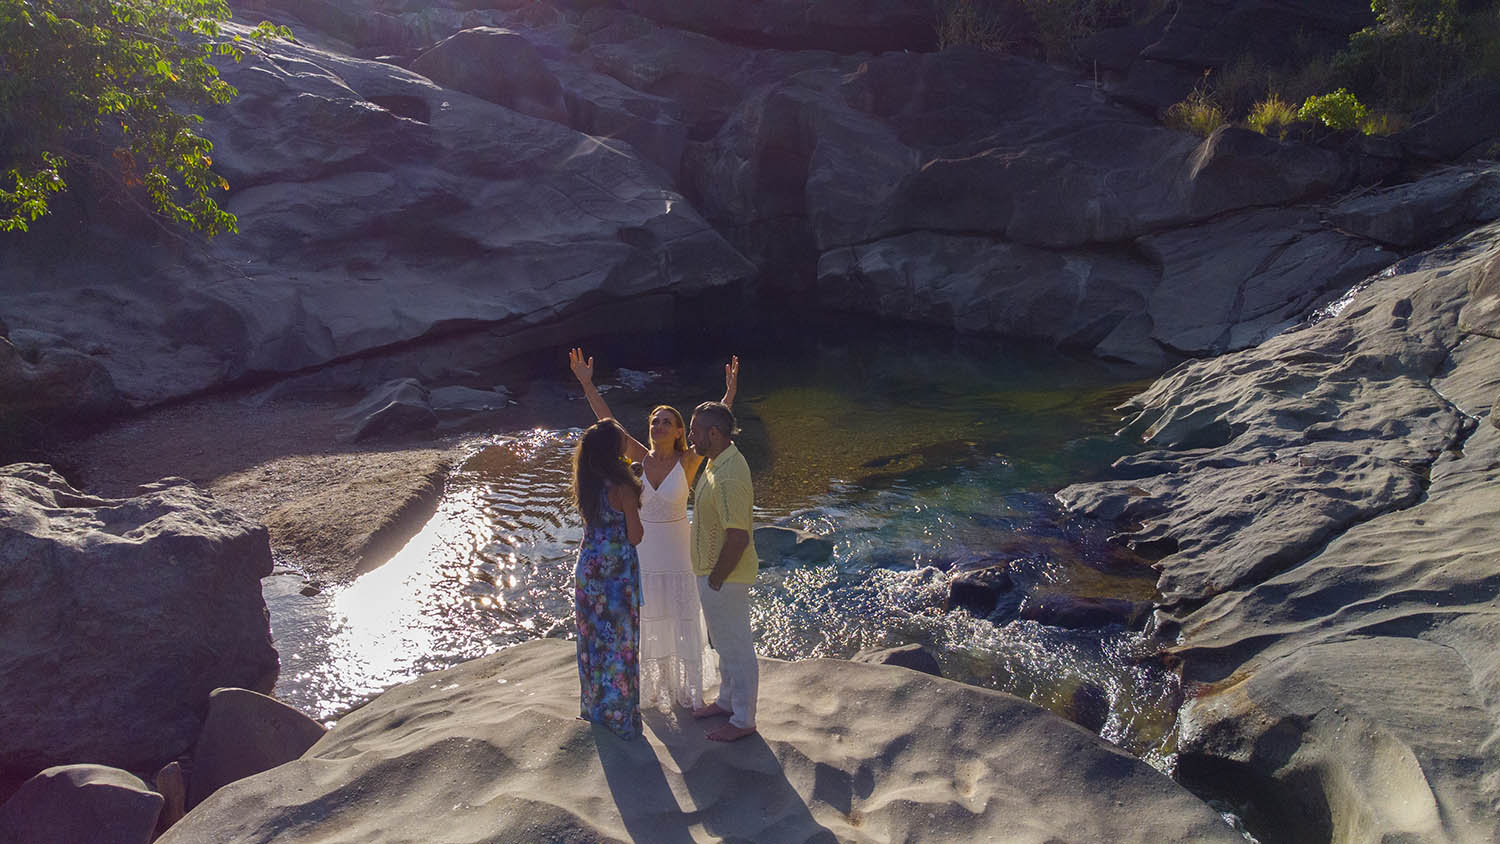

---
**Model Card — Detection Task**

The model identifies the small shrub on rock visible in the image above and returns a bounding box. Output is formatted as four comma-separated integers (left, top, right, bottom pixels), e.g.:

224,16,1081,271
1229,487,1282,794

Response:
1298,88,1369,131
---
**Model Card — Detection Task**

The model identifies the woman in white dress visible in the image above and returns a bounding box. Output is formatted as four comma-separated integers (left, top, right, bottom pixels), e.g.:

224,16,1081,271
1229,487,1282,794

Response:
568,348,739,710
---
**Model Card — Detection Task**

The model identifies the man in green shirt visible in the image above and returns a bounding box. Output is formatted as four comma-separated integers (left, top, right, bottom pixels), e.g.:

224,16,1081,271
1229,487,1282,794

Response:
687,401,759,742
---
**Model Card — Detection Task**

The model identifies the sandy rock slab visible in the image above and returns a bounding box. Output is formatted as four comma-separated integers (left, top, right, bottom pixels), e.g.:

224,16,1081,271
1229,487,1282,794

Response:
161,640,1242,844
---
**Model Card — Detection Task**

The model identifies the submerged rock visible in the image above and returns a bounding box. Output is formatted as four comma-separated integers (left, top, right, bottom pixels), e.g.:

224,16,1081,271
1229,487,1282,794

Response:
852,643,942,676
0,465,277,778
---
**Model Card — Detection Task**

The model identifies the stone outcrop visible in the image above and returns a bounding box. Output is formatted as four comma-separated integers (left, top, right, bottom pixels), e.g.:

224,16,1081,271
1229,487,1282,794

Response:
0,330,124,452
159,639,1244,844
0,764,163,844
0,465,278,779
0,21,753,407
1058,222,1500,841
187,688,328,809
5,1,1499,429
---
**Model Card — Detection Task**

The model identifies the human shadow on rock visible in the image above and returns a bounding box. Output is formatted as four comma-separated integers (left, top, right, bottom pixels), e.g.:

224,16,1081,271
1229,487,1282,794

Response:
592,724,696,844
645,710,838,844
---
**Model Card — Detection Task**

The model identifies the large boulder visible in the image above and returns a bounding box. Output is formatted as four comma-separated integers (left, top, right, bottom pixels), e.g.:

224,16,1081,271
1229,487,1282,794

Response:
0,330,124,449
0,25,754,408
187,688,328,809
1058,220,1500,840
159,639,1244,843
0,465,278,778
1328,164,1500,249
816,231,1157,347
0,764,163,844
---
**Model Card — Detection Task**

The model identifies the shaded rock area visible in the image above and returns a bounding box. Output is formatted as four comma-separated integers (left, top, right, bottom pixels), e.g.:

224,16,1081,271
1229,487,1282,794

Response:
0,466,278,779
159,639,1243,844
187,688,328,809
852,643,942,676
0,17,754,411
0,764,163,844
1058,222,1500,841
4,1,1500,439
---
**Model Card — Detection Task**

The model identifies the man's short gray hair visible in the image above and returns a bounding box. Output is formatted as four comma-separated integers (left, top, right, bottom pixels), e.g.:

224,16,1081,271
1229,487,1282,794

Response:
693,401,738,438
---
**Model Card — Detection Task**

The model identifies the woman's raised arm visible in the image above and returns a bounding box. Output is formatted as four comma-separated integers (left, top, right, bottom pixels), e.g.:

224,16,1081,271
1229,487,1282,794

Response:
569,348,648,461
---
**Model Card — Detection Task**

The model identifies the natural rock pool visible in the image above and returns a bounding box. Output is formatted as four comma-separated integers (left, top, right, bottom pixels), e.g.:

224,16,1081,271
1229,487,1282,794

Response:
265,329,1184,770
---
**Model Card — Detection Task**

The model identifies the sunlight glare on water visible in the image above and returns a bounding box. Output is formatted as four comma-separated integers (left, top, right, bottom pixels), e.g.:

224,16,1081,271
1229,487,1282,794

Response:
267,335,1183,769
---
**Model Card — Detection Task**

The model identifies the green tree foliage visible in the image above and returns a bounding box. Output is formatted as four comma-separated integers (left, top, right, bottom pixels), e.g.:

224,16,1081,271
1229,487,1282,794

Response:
1334,0,1500,111
0,0,289,235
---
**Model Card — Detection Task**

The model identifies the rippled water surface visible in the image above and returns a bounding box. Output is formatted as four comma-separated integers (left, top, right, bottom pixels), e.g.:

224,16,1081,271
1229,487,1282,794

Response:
267,331,1182,769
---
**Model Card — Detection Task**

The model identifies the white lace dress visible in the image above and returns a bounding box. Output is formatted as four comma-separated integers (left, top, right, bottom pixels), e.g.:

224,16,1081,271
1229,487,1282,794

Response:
637,459,717,710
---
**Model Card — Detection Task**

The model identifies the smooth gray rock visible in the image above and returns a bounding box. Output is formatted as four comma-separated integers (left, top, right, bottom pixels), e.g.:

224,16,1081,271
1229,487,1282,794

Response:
0,765,162,844
1139,208,1395,356
410,27,569,125
816,233,1156,348
0,330,123,444
548,59,687,182
158,639,1243,844
0,465,277,777
1328,165,1500,249
1458,244,1500,338
187,688,328,809
353,400,438,441
0,25,753,407
1059,221,1500,841
428,385,509,412
851,643,941,677
341,378,437,441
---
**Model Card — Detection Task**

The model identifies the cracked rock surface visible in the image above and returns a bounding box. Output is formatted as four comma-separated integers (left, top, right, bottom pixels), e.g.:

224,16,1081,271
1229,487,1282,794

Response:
1059,222,1500,842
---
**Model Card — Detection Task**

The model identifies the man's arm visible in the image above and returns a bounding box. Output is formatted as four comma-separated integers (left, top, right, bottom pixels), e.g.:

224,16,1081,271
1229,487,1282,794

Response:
707,528,750,591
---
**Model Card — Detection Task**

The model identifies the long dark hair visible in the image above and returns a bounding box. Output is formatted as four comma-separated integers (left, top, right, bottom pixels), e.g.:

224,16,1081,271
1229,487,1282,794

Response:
573,418,641,527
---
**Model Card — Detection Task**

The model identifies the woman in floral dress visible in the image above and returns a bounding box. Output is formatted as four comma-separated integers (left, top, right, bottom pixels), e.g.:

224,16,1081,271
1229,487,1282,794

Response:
572,418,645,739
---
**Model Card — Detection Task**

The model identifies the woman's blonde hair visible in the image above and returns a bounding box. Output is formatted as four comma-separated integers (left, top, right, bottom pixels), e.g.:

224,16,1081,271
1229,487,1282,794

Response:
649,405,687,453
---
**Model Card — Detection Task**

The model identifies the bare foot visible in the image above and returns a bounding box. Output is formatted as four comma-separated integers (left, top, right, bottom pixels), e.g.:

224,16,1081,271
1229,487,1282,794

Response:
707,724,757,742
692,702,730,719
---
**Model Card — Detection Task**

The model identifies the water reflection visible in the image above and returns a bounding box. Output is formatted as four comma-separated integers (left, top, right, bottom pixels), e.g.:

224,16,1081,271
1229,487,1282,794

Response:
267,339,1182,770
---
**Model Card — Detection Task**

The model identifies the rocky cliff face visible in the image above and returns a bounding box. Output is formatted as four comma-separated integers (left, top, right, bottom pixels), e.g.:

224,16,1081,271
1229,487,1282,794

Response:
3,0,1498,436
1059,222,1500,842
4,3,1500,840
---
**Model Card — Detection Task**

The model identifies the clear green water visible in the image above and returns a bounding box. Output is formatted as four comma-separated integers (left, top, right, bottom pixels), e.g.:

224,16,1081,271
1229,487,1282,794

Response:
266,327,1182,771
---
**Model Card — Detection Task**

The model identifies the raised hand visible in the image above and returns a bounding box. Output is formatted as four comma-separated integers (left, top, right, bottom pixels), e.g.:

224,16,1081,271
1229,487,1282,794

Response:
722,354,739,407
569,347,595,384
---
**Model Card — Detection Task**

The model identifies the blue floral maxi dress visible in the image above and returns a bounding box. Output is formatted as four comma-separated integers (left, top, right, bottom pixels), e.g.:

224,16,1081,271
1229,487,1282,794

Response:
574,488,642,739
